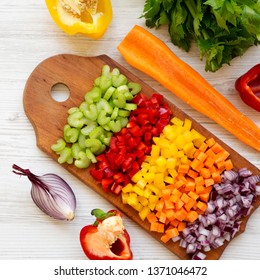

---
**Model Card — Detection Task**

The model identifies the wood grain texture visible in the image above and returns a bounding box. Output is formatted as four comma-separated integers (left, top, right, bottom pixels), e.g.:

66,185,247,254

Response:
23,54,260,260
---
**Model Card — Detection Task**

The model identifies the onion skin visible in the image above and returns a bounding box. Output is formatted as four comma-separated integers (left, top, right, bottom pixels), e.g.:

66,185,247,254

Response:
12,164,76,221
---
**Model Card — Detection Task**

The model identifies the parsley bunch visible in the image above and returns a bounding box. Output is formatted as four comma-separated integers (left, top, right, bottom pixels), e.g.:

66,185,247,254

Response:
142,0,260,72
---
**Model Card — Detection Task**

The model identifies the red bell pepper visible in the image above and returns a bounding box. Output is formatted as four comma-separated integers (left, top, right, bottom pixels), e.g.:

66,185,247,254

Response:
235,64,260,112
80,209,133,260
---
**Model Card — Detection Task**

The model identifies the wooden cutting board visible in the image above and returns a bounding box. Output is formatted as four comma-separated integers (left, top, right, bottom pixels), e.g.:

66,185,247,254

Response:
23,54,260,260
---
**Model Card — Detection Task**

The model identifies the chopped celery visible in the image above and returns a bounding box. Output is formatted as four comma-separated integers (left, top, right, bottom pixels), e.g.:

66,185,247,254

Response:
99,75,112,93
111,107,119,120
78,132,87,149
124,103,137,111
128,82,141,95
82,103,98,121
86,149,97,163
67,111,84,128
89,126,105,139
112,74,128,87
68,107,79,114
75,151,91,168
96,98,113,114
109,120,122,132
85,87,101,104
65,127,80,143
81,121,97,136
118,109,130,117
101,65,111,77
118,117,128,128
97,110,111,126
51,139,66,153
103,86,116,101
85,138,103,153
71,143,83,160
111,68,120,76
58,147,72,164
113,93,126,108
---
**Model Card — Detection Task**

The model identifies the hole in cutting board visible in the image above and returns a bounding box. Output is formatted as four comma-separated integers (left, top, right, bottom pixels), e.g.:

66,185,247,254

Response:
51,83,70,102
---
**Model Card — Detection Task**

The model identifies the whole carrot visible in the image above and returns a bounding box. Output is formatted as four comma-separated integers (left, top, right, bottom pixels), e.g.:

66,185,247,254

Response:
118,25,260,152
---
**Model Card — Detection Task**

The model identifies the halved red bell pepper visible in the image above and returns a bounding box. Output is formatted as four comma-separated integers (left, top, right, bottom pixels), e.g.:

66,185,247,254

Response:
80,209,133,260
235,64,260,112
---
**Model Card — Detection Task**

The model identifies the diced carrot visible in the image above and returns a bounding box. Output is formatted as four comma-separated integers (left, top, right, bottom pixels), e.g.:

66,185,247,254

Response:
170,195,180,203
204,178,214,187
178,164,190,174
190,158,204,172
175,199,184,209
181,193,190,204
177,221,186,232
196,185,206,194
186,210,199,222
165,209,175,220
205,186,213,193
188,191,199,201
159,212,167,223
170,219,179,227
216,160,225,171
172,188,182,197
184,197,196,211
205,149,216,159
196,151,208,162
147,212,158,223
196,201,207,212
193,149,201,159
150,222,159,232
184,180,196,192
224,159,233,170
215,150,230,163
175,207,188,221
206,137,216,147
175,177,187,187
199,142,208,152
162,188,171,199
155,200,164,212
195,176,205,186
166,228,179,238
157,223,165,233
212,171,222,183
160,233,172,243
204,156,215,168
211,142,223,153
199,192,210,202
187,169,198,178
200,168,211,179
165,199,175,209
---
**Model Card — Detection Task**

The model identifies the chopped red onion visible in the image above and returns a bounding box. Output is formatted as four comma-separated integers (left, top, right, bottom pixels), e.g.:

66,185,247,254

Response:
176,167,260,259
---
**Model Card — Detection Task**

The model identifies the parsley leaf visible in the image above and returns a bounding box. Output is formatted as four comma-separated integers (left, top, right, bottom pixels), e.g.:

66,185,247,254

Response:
142,0,260,72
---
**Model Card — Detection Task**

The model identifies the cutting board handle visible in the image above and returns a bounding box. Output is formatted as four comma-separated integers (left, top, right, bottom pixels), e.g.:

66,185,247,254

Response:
23,54,108,151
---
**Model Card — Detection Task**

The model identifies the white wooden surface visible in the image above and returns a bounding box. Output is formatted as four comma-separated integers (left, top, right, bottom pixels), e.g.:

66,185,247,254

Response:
0,0,259,260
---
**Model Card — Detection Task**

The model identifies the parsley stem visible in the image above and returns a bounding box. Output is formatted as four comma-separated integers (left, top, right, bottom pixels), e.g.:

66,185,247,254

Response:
183,0,196,19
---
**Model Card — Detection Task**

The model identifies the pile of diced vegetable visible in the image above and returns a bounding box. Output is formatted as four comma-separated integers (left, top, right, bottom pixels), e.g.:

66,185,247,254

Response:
52,65,260,260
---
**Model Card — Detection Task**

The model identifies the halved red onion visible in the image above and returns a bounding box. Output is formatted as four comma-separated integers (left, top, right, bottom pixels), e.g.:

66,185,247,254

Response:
12,164,76,220
172,167,260,259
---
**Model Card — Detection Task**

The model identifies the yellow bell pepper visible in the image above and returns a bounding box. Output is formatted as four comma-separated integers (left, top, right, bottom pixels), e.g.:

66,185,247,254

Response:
45,0,113,39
